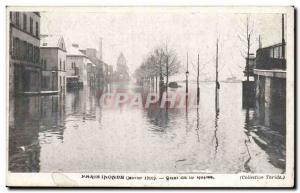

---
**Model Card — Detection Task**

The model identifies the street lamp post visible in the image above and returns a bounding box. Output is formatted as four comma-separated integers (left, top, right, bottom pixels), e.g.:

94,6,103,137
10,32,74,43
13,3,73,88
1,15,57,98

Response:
186,52,189,95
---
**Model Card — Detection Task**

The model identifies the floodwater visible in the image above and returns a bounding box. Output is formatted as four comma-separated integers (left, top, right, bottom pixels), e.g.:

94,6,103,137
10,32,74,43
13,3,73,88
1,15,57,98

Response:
8,82,286,173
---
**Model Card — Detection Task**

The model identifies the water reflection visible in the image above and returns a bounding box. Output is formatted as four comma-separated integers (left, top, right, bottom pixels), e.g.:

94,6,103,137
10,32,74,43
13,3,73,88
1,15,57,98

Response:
213,101,219,159
9,82,286,173
243,99,286,172
9,95,65,172
243,107,252,173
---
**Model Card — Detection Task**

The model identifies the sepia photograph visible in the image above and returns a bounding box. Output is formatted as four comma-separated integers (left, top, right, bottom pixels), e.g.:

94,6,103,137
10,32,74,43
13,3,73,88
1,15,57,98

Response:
5,6,295,187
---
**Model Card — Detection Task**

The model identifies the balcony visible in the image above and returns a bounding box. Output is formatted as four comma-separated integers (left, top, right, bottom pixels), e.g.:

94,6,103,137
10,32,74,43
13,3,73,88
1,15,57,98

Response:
255,43,286,70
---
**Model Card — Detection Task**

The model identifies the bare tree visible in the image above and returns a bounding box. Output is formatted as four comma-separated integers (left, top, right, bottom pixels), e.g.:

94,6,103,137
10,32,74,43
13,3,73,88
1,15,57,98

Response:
134,45,181,95
162,46,181,94
237,15,254,82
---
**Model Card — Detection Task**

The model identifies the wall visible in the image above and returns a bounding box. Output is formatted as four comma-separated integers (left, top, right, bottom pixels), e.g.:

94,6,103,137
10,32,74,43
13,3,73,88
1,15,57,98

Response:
57,49,67,92
66,56,87,86
9,12,41,94
40,48,58,70
40,48,67,92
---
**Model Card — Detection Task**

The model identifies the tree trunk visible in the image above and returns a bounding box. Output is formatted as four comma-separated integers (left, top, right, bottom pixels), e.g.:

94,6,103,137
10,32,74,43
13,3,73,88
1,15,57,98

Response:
166,55,169,95
197,54,200,105
155,75,158,93
246,34,250,82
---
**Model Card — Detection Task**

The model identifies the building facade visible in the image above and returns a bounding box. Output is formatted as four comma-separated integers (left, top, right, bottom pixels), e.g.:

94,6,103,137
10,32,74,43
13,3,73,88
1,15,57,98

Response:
252,14,286,131
254,43,286,103
9,12,41,95
115,53,130,82
66,44,90,88
82,48,105,88
40,35,67,93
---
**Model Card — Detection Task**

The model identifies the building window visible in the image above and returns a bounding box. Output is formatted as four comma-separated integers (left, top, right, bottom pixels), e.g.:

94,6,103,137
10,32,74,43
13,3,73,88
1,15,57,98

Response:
35,22,39,37
36,48,40,64
25,42,29,61
12,38,17,59
269,48,273,58
16,38,20,59
71,62,77,69
63,61,65,71
44,59,47,69
30,44,34,62
27,43,30,62
278,46,282,59
31,44,34,62
25,42,28,61
21,40,26,60
15,12,20,27
29,43,32,62
30,17,33,34
23,13,27,31
275,47,279,58
10,12,12,21
60,59,62,70
34,47,38,64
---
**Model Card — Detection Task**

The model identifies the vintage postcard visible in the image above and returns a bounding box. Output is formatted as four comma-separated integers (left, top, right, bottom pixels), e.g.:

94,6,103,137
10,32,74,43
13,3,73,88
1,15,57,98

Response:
6,6,295,187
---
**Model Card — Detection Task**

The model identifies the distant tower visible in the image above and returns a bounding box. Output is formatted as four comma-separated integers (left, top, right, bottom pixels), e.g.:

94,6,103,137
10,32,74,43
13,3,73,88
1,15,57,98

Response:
99,37,103,61
116,53,130,81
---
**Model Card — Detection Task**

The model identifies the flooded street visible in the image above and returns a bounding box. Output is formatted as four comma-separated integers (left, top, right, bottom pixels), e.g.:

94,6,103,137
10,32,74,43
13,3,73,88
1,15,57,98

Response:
9,82,286,174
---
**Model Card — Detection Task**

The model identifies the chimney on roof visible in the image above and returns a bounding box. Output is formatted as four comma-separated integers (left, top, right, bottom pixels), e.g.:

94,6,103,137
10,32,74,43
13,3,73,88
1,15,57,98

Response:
72,43,79,48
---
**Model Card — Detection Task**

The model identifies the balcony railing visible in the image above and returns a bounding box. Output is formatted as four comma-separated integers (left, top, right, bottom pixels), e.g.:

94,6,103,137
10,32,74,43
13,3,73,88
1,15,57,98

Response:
255,43,286,70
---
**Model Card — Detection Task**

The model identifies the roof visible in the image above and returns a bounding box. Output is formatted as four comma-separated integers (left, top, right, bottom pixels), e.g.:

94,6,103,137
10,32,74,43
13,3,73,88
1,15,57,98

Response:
40,35,66,51
86,59,96,67
66,46,87,57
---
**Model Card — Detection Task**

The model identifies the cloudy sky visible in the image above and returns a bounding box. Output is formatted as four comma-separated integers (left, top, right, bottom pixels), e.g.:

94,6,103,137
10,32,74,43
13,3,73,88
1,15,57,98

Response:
40,8,285,81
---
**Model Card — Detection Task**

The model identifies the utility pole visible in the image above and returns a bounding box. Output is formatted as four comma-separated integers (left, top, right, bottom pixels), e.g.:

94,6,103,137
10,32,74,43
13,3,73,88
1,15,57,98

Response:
216,38,219,91
186,52,189,95
246,16,251,82
246,34,250,82
197,53,200,105
282,13,285,60
186,52,189,110
215,38,219,112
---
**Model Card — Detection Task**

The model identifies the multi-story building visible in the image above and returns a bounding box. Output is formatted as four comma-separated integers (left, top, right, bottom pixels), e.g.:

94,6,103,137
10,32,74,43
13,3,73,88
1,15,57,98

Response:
251,14,286,130
66,44,96,88
9,12,41,95
81,48,105,88
254,42,286,102
40,35,67,93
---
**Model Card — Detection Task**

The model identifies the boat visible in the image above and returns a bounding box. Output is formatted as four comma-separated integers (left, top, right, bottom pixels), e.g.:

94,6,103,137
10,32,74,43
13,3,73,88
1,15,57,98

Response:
168,81,181,88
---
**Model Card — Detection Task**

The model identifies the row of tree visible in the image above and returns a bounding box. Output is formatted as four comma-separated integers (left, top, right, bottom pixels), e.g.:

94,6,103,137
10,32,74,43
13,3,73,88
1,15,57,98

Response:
133,45,181,93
